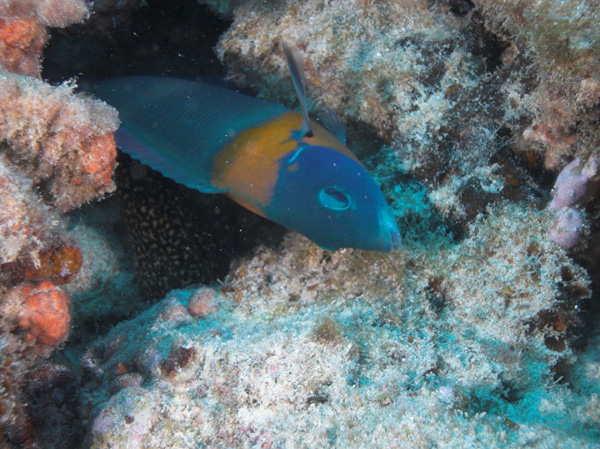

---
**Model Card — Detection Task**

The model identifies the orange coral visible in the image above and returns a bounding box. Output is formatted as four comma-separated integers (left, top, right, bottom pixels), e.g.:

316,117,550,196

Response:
16,281,71,345
0,17,47,76
81,132,118,189
0,0,91,77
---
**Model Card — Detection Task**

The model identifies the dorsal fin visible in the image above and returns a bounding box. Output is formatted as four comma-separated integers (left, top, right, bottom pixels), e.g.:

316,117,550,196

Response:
318,107,346,145
283,42,313,138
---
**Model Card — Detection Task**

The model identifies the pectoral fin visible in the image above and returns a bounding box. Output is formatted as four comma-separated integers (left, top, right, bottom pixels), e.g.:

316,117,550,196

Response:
115,128,227,193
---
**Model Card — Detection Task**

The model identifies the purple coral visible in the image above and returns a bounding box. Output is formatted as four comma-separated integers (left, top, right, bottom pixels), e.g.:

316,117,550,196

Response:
549,206,584,250
548,156,596,249
549,157,597,210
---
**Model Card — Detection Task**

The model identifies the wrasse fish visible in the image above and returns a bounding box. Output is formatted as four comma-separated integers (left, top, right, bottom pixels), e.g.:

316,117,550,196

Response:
89,44,400,252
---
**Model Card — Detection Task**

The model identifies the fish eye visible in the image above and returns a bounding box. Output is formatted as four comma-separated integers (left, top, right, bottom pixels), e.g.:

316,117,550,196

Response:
318,186,351,211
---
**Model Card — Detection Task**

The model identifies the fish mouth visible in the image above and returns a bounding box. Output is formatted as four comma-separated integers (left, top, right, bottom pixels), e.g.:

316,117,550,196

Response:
390,227,402,249
379,207,401,252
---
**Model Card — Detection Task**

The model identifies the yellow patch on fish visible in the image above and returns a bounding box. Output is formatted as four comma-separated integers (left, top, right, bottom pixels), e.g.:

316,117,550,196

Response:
211,111,360,211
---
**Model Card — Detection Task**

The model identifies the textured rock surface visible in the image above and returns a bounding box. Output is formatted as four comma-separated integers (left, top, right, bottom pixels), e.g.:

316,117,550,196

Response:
80,201,594,448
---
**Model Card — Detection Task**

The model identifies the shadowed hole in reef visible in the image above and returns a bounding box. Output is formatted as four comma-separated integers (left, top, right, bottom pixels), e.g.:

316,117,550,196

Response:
42,0,231,82
116,151,286,300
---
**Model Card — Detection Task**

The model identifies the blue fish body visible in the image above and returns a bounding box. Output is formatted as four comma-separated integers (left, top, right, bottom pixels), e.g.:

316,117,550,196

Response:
88,76,288,193
89,67,400,252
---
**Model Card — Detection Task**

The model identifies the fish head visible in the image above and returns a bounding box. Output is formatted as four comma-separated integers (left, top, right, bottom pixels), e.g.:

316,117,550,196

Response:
268,145,401,252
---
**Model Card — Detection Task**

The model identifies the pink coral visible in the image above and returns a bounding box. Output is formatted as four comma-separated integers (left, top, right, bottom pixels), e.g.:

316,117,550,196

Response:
0,3,115,212
188,287,219,318
547,156,596,249
0,69,119,211
16,280,71,345
0,0,90,77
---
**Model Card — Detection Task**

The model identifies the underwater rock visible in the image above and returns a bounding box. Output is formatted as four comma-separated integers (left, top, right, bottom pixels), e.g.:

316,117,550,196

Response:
20,363,83,447
0,281,74,446
76,200,594,447
0,69,119,212
474,0,600,170
224,201,590,377
0,156,56,269
0,4,122,446
0,164,84,288
0,16,46,77
78,232,595,448
3,239,83,285
0,0,89,76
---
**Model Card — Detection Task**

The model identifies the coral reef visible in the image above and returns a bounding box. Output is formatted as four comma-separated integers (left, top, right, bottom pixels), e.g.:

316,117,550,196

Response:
0,1,123,446
474,0,600,170
0,281,73,446
0,155,55,268
213,0,600,227
1,0,599,447
78,204,595,447
0,16,46,77
213,0,532,229
0,69,119,212
0,0,89,76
